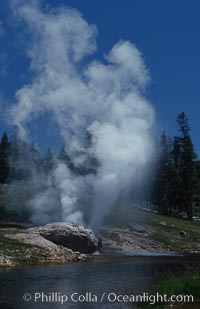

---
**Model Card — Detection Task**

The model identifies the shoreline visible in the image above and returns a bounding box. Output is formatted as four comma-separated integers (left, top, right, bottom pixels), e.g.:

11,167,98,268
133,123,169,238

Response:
1,218,200,267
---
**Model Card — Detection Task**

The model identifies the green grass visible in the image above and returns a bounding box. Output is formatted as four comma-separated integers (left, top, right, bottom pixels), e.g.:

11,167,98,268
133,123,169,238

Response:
0,234,46,262
138,274,200,308
104,203,150,227
104,203,200,252
150,275,200,297
150,233,174,247
105,204,200,235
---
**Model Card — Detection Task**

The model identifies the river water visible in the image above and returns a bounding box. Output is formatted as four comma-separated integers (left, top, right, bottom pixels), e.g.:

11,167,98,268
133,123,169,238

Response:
0,255,199,309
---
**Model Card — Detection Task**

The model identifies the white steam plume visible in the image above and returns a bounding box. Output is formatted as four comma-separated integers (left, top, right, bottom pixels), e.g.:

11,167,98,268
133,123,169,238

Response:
9,1,155,232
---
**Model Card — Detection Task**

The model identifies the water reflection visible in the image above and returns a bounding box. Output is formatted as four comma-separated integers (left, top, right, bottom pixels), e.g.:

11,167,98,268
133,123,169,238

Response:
0,255,199,309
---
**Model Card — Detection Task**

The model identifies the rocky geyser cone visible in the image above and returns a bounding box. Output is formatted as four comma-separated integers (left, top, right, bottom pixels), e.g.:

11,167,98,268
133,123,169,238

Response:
28,222,98,254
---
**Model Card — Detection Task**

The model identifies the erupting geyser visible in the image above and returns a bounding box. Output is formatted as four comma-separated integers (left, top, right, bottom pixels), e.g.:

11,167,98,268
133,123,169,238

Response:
9,0,155,233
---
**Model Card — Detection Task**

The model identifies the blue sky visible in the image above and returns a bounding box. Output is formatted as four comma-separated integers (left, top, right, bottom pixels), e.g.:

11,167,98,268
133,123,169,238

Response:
0,0,200,154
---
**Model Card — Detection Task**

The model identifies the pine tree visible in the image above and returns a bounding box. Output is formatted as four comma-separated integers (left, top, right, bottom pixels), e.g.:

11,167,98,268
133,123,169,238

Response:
176,112,197,219
194,160,200,217
0,132,10,183
151,113,198,220
9,127,41,181
170,136,183,216
151,131,171,214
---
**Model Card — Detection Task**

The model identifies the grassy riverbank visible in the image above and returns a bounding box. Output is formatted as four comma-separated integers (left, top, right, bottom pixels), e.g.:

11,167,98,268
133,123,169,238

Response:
138,273,200,308
104,204,200,253
0,231,47,265
0,227,89,266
